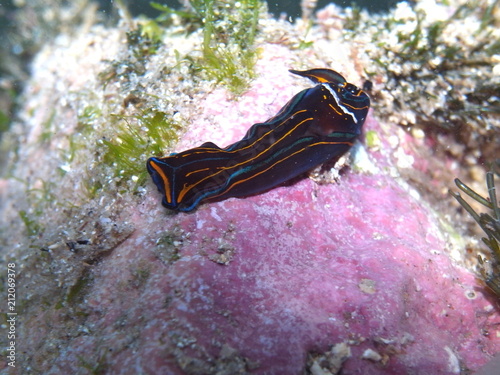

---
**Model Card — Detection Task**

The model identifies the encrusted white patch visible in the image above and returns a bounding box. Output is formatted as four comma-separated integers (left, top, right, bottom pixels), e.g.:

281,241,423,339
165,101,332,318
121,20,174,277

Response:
196,219,205,230
322,83,358,124
444,346,460,374
361,348,382,362
210,207,222,222
350,142,380,174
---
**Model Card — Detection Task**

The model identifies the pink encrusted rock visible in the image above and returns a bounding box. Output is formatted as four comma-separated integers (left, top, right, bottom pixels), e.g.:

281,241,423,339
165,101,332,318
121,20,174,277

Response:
44,113,500,375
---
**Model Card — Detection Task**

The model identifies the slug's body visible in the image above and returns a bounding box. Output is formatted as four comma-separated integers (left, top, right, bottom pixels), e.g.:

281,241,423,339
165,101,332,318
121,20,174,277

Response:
147,68,370,212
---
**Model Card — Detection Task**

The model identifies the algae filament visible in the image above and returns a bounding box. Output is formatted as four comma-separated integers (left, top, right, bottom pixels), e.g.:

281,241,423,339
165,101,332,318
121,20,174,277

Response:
152,0,262,94
102,111,181,186
450,169,500,299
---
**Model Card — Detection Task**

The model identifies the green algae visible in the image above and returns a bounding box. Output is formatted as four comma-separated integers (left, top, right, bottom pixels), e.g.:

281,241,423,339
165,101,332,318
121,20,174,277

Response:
38,109,57,144
99,24,162,89
117,0,263,96
154,230,184,264
129,261,152,289
152,0,262,94
19,210,43,237
94,0,266,192
78,353,109,375
365,130,381,150
101,110,181,186
0,110,9,133
197,0,260,94
17,178,60,237
64,271,93,306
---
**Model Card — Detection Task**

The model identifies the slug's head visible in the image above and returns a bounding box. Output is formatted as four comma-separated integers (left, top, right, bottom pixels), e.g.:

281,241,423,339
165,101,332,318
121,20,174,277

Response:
290,68,371,134
332,80,371,130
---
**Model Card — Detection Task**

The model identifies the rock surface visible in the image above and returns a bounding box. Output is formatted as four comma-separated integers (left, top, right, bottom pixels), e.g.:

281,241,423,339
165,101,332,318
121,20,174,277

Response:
1,2,499,375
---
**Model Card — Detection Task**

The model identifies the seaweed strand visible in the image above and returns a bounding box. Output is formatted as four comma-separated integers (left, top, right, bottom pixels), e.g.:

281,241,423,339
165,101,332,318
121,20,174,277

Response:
450,169,500,298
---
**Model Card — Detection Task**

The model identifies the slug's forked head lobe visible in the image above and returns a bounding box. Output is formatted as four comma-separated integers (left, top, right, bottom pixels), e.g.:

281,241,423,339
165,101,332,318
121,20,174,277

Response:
289,68,347,85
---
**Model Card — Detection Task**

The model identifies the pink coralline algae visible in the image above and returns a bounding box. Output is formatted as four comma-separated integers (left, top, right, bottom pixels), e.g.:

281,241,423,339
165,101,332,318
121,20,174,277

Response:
45,114,500,375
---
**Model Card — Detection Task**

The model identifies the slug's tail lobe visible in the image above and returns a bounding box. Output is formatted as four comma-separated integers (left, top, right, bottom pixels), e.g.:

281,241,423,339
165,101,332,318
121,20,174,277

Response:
146,157,176,209
289,68,347,85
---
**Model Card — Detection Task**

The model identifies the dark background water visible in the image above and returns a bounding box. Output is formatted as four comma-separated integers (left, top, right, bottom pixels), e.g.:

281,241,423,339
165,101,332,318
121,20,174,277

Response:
267,0,402,16
126,0,401,19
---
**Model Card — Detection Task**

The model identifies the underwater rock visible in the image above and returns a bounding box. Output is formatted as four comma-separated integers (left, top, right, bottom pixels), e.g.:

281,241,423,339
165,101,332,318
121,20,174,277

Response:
1,1,499,374
41,114,500,374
